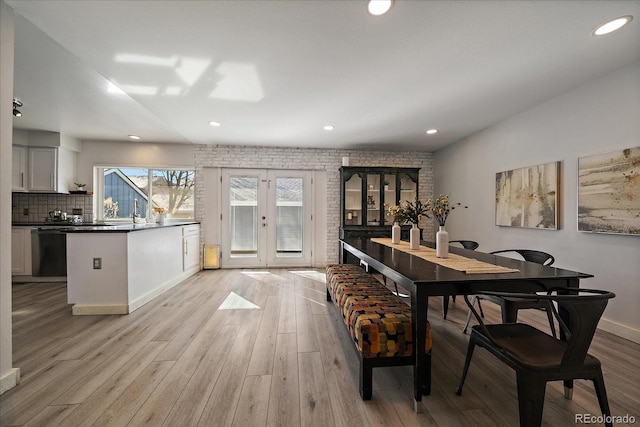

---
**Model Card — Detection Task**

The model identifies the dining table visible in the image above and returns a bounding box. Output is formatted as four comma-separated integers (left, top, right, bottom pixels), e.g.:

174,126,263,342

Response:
339,237,594,412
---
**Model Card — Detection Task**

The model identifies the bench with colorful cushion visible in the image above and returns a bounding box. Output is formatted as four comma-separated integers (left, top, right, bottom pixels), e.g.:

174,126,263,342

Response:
326,264,432,400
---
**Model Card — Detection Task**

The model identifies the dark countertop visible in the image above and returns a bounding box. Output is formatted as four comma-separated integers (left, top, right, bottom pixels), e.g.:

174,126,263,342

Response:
13,221,199,233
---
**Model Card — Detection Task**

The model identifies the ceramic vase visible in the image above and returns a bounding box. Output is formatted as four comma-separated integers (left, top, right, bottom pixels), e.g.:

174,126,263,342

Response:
391,222,401,244
410,223,420,250
436,225,449,258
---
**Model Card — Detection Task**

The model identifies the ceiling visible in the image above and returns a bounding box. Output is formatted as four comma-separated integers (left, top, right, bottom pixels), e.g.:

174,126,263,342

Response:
7,0,640,152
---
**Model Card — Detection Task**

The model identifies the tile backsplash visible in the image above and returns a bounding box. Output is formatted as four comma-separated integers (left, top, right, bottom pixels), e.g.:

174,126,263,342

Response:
12,193,94,223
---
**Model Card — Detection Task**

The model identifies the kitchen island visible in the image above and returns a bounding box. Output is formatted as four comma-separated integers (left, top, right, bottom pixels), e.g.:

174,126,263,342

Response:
65,222,200,315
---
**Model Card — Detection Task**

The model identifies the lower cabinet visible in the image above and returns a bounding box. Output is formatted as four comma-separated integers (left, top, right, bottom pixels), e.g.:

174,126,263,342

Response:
182,225,200,271
11,227,32,275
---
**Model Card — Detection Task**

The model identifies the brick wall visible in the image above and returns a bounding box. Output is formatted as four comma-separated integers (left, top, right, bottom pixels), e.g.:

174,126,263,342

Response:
194,145,434,264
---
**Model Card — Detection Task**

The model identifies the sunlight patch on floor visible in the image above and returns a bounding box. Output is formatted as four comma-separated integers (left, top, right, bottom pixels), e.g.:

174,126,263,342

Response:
217,292,261,310
289,270,326,283
241,271,286,282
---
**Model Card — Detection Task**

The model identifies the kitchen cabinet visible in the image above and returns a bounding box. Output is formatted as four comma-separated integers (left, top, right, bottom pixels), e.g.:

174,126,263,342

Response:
11,227,32,275
340,166,419,239
11,146,28,191
182,224,200,271
12,145,75,193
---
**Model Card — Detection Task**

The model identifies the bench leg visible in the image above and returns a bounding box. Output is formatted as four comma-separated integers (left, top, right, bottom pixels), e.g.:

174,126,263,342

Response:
326,287,332,302
360,359,373,400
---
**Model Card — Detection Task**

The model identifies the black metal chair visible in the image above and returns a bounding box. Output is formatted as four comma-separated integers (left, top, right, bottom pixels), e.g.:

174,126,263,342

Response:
462,249,557,335
442,240,480,318
449,240,479,250
456,289,615,427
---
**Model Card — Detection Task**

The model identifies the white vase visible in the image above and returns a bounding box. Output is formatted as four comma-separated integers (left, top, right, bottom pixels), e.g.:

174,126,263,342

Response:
391,222,401,244
436,225,449,258
410,224,420,250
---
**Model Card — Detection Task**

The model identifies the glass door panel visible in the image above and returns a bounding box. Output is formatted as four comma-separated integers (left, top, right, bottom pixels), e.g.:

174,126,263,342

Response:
275,177,303,257
366,174,381,225
230,176,258,257
383,174,396,225
344,174,362,225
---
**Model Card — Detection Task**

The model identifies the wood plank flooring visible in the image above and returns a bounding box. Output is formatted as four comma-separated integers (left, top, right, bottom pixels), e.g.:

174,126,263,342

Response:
1,269,638,426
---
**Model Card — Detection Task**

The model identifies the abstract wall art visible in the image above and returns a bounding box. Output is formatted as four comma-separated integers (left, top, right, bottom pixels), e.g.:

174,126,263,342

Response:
495,162,559,229
578,146,640,235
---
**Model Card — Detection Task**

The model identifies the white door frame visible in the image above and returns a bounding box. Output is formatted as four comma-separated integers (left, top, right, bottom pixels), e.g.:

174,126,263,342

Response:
220,168,313,268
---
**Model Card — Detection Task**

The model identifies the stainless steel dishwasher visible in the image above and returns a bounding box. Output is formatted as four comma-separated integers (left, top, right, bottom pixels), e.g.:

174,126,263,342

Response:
31,228,67,276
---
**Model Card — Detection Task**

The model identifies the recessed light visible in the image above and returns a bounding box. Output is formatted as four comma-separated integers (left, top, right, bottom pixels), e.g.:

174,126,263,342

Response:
367,0,394,16
324,125,335,131
128,135,141,140
426,129,438,135
209,121,221,127
593,15,633,36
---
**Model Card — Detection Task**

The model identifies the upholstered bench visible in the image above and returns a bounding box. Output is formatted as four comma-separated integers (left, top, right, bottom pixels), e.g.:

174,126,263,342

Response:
325,264,432,400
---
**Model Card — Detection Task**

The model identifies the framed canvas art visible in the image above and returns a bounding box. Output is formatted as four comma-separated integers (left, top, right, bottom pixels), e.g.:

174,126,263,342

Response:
578,146,640,235
495,161,559,229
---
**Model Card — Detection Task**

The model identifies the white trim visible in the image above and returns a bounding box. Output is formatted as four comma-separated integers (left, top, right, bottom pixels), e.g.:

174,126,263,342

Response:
0,368,20,395
72,304,129,315
598,317,640,344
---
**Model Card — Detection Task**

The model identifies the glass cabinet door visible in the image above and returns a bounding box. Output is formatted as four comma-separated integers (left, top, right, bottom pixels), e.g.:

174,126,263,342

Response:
344,173,362,225
366,174,381,225
383,174,396,225
400,173,417,204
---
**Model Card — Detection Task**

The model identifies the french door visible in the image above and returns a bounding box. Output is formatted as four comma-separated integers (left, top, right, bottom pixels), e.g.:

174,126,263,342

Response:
221,169,313,268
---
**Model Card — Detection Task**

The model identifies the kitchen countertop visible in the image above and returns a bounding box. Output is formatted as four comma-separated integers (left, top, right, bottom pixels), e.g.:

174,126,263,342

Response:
13,221,199,233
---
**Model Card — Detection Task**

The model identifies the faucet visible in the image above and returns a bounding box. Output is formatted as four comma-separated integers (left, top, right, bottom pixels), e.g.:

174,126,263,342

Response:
133,198,139,222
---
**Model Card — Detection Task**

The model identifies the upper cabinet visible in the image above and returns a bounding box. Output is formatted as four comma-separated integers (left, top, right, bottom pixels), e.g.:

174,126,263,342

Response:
11,146,28,191
12,145,76,193
340,166,419,239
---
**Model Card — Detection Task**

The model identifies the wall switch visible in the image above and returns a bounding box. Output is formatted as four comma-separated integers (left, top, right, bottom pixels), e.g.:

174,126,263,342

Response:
93,258,102,269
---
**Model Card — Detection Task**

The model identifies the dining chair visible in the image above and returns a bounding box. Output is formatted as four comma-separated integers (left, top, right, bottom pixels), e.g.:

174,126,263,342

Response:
456,288,615,427
442,240,480,318
462,249,557,336
449,240,479,250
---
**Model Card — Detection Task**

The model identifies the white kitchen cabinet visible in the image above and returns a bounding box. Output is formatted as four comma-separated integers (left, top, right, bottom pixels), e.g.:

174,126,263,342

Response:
182,224,200,271
12,146,28,191
28,147,58,191
13,146,76,193
12,227,32,276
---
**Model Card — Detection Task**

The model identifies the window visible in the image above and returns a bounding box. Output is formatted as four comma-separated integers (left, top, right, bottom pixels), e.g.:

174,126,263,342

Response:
96,167,195,221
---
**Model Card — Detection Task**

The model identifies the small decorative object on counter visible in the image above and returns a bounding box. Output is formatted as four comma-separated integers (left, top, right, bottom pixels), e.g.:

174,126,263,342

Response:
154,207,166,224
391,222,401,244
387,199,429,248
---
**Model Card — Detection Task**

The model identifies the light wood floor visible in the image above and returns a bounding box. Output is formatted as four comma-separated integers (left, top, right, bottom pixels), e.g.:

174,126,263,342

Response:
1,269,638,426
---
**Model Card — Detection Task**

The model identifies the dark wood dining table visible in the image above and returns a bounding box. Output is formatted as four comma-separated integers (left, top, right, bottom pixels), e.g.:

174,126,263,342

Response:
339,237,594,412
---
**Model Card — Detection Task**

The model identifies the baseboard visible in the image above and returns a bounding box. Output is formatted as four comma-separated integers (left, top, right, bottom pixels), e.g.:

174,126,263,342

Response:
128,267,200,313
598,317,640,344
0,368,20,395
71,268,200,316
72,304,129,315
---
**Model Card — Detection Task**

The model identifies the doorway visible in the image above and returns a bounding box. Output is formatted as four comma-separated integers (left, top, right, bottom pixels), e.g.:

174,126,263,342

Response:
220,169,313,268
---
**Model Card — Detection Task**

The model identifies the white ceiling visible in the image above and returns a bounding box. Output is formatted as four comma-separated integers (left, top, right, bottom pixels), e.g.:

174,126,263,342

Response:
8,0,640,152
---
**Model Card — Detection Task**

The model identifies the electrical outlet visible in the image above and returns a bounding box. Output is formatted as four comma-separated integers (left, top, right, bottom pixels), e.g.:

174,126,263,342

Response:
93,258,102,269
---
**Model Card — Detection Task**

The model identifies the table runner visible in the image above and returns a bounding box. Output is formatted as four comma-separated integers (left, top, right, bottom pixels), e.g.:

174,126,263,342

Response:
370,238,519,274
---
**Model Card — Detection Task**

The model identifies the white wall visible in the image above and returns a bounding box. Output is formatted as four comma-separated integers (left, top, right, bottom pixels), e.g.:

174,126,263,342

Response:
434,61,640,342
0,0,19,395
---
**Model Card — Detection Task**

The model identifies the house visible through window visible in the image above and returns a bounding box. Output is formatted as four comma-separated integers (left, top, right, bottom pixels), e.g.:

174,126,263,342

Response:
98,167,195,221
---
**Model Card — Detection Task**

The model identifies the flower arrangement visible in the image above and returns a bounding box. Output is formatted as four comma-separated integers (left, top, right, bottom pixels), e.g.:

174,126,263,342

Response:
387,198,430,225
426,194,467,226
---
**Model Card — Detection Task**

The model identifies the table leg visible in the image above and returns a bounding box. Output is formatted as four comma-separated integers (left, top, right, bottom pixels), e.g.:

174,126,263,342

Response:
412,290,429,412
560,278,579,394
